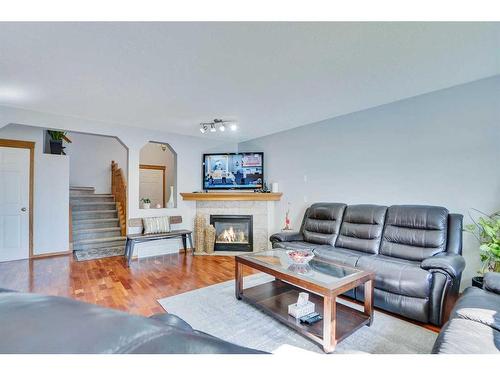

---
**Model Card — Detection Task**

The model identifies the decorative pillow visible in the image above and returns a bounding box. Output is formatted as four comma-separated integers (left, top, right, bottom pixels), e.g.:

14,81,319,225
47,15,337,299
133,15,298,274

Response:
143,216,170,234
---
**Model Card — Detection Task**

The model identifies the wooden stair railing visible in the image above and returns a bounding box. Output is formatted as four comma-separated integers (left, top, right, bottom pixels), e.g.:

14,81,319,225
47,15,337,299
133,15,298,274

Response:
111,160,127,236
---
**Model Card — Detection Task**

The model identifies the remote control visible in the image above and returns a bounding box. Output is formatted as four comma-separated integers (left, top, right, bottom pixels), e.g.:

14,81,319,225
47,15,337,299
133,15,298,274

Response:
300,312,318,320
304,314,323,325
299,312,319,324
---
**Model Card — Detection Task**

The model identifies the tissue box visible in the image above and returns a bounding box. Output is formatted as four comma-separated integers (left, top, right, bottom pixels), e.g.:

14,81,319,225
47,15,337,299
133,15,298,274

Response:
288,301,315,318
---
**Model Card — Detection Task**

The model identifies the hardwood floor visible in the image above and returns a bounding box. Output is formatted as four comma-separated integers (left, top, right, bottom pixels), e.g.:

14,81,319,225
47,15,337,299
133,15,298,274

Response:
0,252,439,332
0,252,256,316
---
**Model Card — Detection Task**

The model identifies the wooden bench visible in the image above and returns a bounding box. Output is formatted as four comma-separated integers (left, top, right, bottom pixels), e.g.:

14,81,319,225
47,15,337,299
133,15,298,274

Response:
125,216,193,266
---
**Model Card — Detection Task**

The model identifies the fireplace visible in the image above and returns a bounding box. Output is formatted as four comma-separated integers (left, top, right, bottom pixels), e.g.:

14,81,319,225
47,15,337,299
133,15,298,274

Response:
210,215,253,252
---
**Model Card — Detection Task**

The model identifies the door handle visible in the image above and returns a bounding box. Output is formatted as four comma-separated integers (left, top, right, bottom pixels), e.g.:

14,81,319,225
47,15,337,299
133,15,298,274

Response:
21,207,27,212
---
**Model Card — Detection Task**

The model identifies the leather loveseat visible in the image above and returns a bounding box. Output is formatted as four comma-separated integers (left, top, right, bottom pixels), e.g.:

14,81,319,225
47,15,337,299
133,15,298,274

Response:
0,288,262,354
270,203,465,326
432,272,500,353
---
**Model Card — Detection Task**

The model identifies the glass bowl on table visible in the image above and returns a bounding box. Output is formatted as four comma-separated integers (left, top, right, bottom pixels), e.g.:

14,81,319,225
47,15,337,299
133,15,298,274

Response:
285,247,315,265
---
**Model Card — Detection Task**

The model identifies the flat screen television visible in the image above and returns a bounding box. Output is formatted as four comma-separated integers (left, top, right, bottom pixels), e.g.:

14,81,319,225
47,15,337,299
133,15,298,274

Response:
203,152,264,190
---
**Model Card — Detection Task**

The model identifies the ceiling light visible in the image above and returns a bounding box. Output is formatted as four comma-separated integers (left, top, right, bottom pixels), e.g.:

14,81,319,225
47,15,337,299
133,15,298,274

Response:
199,119,237,135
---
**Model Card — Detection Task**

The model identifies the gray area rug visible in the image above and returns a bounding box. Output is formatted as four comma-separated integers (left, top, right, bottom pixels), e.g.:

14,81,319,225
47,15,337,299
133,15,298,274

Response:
158,273,437,354
73,247,125,261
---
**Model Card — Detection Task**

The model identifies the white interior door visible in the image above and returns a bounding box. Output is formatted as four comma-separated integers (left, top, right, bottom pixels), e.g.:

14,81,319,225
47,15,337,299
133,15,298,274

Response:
139,168,164,208
0,146,30,262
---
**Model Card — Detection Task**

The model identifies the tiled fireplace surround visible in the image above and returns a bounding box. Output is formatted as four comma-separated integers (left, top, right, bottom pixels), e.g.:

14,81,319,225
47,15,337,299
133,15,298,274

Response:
195,200,276,252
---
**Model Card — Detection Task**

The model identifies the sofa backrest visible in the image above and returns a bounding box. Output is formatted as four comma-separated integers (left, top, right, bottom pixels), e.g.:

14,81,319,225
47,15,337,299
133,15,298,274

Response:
335,204,387,254
302,203,346,245
380,205,448,261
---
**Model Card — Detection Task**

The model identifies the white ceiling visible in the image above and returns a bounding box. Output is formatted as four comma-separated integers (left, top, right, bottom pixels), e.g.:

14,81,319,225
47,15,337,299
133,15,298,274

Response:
0,22,499,141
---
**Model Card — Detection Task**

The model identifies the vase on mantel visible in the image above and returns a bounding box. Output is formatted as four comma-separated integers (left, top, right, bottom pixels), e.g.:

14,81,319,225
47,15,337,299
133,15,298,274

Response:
167,186,175,208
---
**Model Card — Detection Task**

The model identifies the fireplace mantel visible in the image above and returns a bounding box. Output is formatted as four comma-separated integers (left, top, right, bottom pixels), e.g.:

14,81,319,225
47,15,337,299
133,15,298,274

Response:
180,192,282,201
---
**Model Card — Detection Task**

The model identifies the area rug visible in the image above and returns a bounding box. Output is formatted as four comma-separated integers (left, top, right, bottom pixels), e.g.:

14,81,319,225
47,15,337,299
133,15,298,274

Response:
73,246,125,261
158,273,437,354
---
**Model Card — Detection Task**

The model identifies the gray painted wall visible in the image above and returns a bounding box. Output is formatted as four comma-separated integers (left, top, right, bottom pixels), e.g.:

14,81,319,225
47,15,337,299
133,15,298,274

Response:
239,76,500,287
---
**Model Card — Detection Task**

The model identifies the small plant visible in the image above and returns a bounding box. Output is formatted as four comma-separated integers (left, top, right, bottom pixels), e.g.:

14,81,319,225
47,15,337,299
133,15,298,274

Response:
47,130,67,141
141,198,151,204
47,130,71,155
464,209,500,275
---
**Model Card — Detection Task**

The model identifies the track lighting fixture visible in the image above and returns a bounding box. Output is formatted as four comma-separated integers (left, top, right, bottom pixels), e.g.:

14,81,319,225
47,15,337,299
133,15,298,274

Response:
199,119,237,134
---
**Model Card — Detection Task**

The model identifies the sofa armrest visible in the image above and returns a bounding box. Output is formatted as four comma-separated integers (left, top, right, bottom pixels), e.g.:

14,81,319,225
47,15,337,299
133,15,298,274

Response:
446,213,463,255
421,253,466,278
483,272,500,294
149,313,194,331
269,231,303,243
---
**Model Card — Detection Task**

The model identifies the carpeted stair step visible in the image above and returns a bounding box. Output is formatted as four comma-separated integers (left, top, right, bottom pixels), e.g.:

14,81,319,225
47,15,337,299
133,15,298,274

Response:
72,210,118,220
72,218,120,230
70,186,96,196
71,202,117,212
73,236,126,251
73,227,122,242
71,194,115,203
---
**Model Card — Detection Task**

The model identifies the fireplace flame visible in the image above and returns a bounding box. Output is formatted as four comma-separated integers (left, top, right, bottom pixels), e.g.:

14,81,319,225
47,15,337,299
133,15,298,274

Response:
217,226,247,243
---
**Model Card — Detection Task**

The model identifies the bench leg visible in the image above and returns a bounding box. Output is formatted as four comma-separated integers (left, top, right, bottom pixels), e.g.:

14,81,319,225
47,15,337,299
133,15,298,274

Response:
181,234,187,253
187,233,194,253
127,241,135,267
124,239,130,264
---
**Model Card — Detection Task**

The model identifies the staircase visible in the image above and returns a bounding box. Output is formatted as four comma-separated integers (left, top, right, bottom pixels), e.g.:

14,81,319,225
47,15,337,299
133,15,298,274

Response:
71,186,126,260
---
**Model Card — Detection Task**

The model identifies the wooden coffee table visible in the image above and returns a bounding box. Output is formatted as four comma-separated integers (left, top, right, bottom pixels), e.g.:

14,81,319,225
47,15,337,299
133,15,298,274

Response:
235,250,374,353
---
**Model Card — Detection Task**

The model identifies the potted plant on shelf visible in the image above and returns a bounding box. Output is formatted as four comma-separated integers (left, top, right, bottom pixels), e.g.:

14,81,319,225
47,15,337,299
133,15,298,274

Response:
464,209,500,288
47,130,71,155
141,198,151,209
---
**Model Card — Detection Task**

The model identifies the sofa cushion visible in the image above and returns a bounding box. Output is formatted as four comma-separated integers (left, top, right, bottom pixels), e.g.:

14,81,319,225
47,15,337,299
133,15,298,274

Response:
357,254,432,298
450,286,500,331
335,204,387,254
313,247,365,267
432,318,500,354
272,241,318,250
302,203,346,245
380,205,448,261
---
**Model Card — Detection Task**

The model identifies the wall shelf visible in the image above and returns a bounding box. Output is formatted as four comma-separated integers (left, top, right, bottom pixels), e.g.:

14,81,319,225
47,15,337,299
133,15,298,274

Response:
180,192,282,201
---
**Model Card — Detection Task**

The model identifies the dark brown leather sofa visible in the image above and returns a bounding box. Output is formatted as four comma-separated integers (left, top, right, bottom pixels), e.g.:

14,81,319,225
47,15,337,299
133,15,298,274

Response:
271,203,465,326
433,272,500,353
0,288,263,354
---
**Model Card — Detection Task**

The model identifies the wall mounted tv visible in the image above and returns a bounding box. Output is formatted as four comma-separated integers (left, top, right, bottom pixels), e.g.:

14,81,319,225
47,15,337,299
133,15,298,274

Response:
203,152,264,190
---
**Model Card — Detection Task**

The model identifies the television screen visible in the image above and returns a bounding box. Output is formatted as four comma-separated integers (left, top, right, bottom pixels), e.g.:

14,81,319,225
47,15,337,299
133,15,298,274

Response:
203,153,264,190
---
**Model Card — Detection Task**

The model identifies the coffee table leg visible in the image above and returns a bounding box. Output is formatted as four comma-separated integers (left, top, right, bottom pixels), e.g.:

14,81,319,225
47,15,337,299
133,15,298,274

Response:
364,279,374,326
322,295,337,353
235,260,243,300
